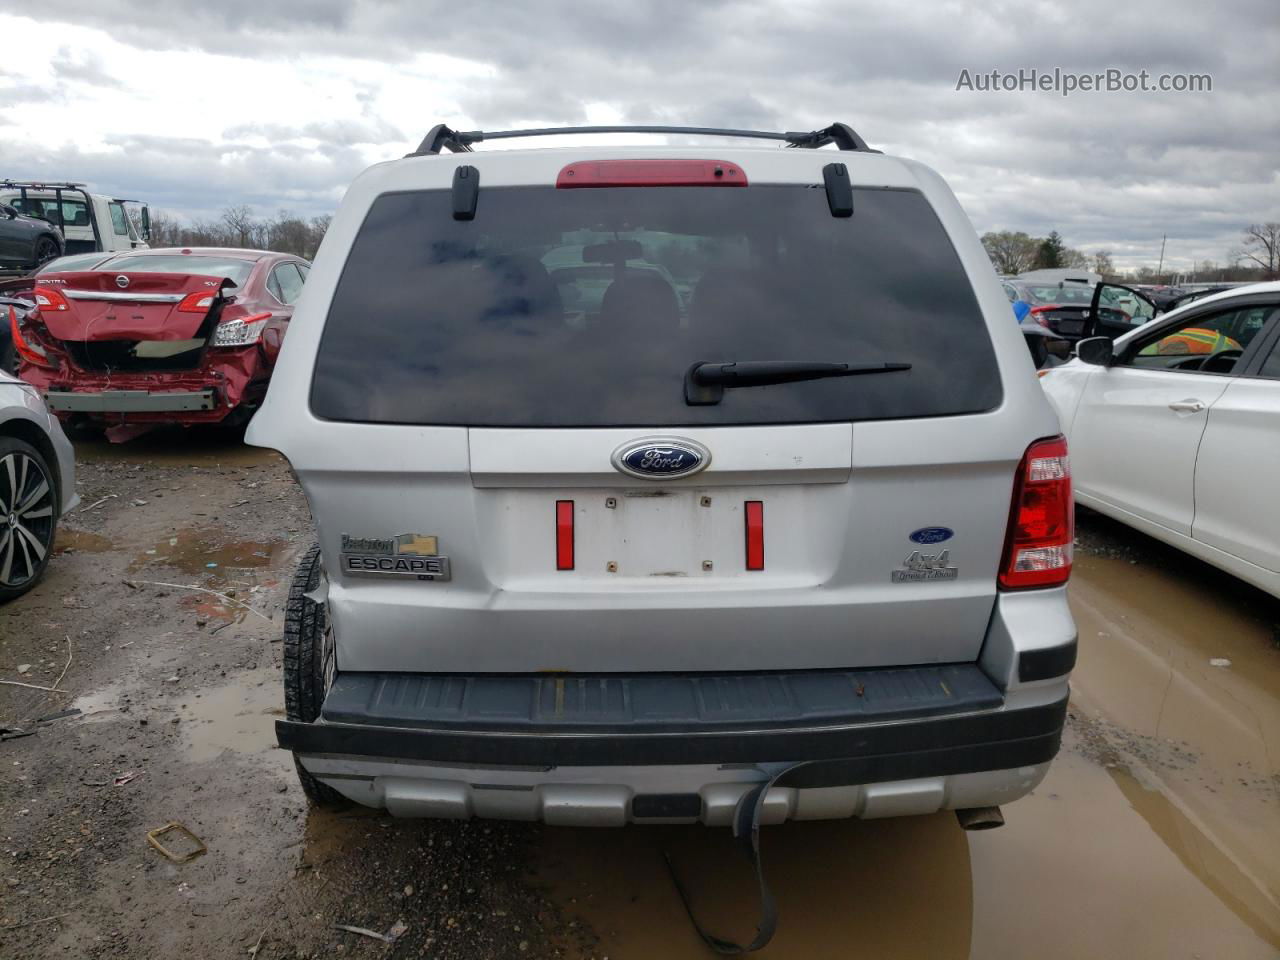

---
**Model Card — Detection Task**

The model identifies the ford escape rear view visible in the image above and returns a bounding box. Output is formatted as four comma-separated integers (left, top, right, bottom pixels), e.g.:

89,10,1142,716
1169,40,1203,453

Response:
248,123,1077,836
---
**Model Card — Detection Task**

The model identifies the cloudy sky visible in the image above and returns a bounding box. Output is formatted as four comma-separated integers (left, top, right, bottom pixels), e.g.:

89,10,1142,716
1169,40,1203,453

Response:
2,0,1277,272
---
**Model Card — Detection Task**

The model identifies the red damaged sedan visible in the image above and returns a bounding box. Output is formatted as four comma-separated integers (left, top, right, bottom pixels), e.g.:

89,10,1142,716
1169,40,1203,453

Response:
12,247,308,438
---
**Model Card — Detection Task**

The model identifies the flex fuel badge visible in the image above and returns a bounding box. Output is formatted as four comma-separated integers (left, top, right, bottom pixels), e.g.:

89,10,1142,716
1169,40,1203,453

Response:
341,533,451,582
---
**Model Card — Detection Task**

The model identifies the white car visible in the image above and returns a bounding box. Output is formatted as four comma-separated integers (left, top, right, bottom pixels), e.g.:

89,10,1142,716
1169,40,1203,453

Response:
249,123,1077,855
1041,281,1280,597
0,366,77,601
0,181,150,257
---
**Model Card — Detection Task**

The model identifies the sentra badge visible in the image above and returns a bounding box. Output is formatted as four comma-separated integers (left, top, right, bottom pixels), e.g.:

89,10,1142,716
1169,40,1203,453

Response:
341,533,451,581
891,550,958,583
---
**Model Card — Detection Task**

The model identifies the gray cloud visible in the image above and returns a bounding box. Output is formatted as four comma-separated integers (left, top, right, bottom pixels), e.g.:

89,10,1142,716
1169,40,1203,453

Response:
3,0,1278,269
49,46,121,87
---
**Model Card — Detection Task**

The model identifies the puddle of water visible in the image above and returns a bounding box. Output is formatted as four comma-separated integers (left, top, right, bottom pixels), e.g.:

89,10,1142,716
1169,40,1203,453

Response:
54,528,114,554
1069,548,1280,915
540,810,972,959
967,744,1278,959
130,528,281,579
177,674,287,766
71,680,127,722
535,731,1277,959
1106,762,1280,949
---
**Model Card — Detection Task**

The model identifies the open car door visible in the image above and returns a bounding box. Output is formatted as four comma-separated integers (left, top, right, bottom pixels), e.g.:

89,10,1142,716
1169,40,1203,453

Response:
1087,282,1158,341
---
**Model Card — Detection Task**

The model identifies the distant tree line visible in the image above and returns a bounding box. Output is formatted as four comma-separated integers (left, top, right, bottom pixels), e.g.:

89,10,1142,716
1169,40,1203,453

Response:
980,230,1101,275
982,222,1278,284
143,206,332,260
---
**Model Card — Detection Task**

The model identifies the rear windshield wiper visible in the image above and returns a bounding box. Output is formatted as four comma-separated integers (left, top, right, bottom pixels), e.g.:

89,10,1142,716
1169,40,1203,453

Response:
685,360,911,405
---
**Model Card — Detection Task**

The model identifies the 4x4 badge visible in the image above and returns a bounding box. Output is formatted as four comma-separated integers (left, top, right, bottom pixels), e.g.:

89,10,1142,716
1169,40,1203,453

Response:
891,550,958,583
340,532,451,582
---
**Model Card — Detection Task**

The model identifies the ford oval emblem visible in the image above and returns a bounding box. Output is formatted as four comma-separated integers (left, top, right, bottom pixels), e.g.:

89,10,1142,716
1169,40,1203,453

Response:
611,437,710,480
909,526,954,545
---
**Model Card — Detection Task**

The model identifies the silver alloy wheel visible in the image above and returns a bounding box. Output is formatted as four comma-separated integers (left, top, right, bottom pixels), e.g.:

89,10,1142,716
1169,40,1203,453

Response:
0,451,54,587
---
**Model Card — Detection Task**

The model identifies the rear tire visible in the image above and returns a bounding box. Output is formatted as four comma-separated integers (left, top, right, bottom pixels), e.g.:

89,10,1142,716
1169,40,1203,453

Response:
31,236,59,268
0,437,59,604
283,542,347,808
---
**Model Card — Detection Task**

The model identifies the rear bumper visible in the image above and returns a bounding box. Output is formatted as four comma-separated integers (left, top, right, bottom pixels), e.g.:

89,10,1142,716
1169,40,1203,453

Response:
44,389,216,413
20,345,269,423
278,666,1068,820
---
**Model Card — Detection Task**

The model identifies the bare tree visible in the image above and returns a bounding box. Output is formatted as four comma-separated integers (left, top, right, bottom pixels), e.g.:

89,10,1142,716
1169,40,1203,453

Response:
1061,247,1092,270
221,205,255,247
1090,251,1114,276
981,231,1039,275
1234,222,1280,278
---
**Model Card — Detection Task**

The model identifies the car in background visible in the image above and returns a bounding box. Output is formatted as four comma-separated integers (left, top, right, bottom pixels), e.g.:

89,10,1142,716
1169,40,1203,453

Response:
1003,277,1099,342
13,247,309,438
1040,282,1280,598
0,202,64,271
1134,285,1189,312
1,253,115,374
0,181,150,257
1001,279,1069,367
0,366,77,601
1165,285,1232,312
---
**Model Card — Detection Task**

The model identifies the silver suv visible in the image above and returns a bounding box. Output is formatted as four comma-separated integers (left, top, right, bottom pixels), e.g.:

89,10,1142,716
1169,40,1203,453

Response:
250,123,1077,830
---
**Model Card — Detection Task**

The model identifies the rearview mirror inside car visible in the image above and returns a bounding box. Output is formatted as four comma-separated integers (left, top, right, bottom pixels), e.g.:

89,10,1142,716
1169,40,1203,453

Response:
1076,337,1114,366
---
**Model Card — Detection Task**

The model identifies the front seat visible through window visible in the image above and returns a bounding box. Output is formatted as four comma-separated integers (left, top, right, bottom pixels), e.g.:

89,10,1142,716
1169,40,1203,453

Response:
600,271,679,331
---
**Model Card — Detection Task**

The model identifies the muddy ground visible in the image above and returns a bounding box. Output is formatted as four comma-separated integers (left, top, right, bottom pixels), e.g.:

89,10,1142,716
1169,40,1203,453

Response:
1,430,1277,960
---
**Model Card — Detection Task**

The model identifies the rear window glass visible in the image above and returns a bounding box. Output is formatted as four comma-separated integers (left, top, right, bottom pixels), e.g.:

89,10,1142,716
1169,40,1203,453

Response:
5,197,90,226
102,255,256,287
312,185,1001,427
1025,284,1093,305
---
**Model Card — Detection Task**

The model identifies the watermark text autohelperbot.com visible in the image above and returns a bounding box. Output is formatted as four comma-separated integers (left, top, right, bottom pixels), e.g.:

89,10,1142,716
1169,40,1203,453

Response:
956,68,1211,96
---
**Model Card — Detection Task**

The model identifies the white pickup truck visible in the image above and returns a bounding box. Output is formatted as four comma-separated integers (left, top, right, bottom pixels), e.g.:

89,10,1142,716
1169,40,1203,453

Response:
0,181,150,257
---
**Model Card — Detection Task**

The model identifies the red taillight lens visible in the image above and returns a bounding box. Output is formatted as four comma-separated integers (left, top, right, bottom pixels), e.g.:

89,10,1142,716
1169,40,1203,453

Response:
9,306,55,369
557,159,747,188
177,290,218,313
744,500,764,571
33,286,70,313
555,500,574,571
999,436,1073,589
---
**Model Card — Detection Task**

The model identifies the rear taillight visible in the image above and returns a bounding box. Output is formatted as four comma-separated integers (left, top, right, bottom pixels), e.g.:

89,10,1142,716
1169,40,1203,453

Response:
33,286,70,313
999,435,1073,590
9,306,55,369
211,312,272,347
555,500,574,570
744,501,764,571
177,290,219,313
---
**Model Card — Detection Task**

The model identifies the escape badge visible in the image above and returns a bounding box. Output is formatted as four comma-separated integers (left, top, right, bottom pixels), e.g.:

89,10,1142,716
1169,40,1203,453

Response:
341,533,451,582
891,549,958,583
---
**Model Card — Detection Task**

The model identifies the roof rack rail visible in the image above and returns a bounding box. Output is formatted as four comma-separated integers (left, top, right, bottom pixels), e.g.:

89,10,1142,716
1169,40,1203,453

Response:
0,179,89,189
407,123,879,157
